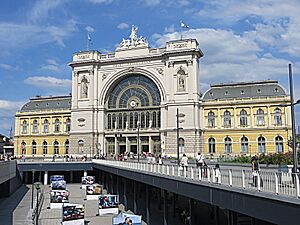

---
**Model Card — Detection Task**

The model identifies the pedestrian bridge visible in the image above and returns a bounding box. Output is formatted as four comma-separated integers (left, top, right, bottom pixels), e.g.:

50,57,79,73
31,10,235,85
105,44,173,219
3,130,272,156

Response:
92,159,300,225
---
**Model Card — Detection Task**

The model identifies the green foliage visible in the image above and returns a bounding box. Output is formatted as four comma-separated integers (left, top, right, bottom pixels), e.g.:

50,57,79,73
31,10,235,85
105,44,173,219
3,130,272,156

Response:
226,149,300,165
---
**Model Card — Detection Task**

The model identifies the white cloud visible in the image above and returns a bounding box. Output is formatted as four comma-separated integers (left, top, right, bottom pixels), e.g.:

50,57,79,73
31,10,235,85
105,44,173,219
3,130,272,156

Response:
178,0,190,6
88,0,113,4
24,76,71,88
153,28,291,89
117,23,129,30
164,24,175,33
28,0,66,23
85,26,95,33
140,0,160,6
42,59,60,72
0,100,24,111
0,63,19,71
0,19,77,50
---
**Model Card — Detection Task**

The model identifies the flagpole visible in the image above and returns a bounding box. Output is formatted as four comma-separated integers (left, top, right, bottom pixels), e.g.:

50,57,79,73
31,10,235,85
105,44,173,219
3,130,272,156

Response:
86,32,89,51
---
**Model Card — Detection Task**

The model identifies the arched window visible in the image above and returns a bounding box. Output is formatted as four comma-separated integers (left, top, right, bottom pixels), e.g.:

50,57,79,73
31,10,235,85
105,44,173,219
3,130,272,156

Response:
224,137,232,153
258,136,266,153
66,118,71,132
179,138,184,153
54,119,60,132
240,110,247,127
146,112,150,128
43,119,49,133
256,109,265,126
224,111,231,128
123,113,127,129
32,141,36,155
21,141,26,154
32,120,38,133
208,137,215,154
152,112,157,128
118,113,123,129
129,113,134,129
112,114,116,129
274,108,282,126
65,140,69,154
241,136,248,153
22,120,28,133
208,111,215,128
107,114,112,129
275,136,284,153
42,141,47,155
141,112,145,128
54,141,59,155
134,112,139,128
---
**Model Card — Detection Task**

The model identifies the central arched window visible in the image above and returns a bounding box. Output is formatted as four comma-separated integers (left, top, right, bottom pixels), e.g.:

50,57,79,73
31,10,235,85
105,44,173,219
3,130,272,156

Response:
258,136,266,153
275,136,284,153
54,119,60,132
224,111,231,128
208,111,215,128
224,137,232,153
32,141,37,154
274,108,282,126
54,141,59,155
43,119,49,133
42,141,47,155
22,121,28,134
256,109,265,126
241,136,248,153
240,110,247,127
105,74,161,130
32,120,38,133
208,137,215,154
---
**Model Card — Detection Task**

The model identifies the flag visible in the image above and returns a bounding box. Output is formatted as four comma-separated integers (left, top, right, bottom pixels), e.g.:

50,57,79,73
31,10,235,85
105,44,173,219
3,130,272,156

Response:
87,33,93,45
180,21,190,29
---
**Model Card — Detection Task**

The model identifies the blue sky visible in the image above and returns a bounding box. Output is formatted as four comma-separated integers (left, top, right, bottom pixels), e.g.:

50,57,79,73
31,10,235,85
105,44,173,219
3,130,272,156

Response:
0,0,300,135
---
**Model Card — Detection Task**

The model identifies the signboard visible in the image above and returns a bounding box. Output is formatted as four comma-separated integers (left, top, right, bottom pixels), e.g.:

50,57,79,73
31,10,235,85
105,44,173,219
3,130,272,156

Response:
62,203,85,225
112,212,142,225
50,190,69,203
81,176,95,189
98,195,119,216
52,180,66,190
86,184,103,200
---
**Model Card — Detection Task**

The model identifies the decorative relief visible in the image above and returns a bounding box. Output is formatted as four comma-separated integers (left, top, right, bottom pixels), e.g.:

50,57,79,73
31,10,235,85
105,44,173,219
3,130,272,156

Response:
157,68,163,75
80,76,89,99
102,74,107,80
78,118,86,127
127,67,135,72
177,66,187,92
186,60,193,66
89,70,94,76
168,61,175,67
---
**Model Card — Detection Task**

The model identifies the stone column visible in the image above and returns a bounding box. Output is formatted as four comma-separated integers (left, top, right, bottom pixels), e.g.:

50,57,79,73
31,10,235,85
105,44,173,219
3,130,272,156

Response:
126,137,130,153
163,190,168,225
123,179,128,211
146,185,150,225
133,181,138,214
115,136,118,158
149,136,153,154
43,171,48,185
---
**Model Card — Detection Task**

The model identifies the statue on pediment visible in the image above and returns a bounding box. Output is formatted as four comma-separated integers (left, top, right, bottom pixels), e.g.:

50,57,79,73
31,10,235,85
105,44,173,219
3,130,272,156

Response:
117,25,148,50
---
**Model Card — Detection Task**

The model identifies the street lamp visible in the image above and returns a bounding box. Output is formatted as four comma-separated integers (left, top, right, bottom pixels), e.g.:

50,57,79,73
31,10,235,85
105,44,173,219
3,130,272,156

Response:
279,64,300,173
34,182,42,225
176,108,185,165
31,169,36,209
137,121,140,163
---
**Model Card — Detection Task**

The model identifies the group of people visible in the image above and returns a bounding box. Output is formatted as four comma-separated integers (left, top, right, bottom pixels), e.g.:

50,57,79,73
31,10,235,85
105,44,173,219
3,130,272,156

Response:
146,153,163,164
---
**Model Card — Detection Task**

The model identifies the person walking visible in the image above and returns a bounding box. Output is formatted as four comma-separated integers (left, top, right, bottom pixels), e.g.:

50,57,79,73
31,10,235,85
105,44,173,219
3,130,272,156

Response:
252,156,259,187
196,152,205,177
214,163,221,183
158,154,163,165
180,154,188,168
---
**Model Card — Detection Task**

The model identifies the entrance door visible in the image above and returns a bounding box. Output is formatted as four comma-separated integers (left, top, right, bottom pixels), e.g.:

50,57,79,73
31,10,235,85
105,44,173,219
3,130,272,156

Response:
142,145,149,152
120,145,126,154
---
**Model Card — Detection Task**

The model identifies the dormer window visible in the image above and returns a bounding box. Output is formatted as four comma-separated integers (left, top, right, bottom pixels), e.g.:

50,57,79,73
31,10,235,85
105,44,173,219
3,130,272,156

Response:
257,89,261,94
209,92,213,96
274,88,279,93
225,91,229,96
241,90,245,95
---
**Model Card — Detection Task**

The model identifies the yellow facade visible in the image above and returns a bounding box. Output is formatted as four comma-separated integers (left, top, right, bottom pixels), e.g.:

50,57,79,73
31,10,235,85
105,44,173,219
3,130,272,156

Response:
203,95,292,156
14,96,71,157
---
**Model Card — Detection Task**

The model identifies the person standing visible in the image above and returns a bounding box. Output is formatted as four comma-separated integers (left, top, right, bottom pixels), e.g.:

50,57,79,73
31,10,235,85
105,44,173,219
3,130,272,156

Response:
196,152,204,177
252,156,259,187
158,154,163,165
180,154,188,168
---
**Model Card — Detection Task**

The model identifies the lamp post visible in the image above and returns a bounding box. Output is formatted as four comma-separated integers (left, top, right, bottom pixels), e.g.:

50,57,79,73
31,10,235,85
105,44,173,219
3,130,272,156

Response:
280,64,300,173
176,108,185,165
31,169,36,209
137,121,140,163
34,182,42,225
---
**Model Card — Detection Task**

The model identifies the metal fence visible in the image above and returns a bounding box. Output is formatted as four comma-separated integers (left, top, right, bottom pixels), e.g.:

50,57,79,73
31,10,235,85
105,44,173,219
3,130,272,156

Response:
94,159,300,199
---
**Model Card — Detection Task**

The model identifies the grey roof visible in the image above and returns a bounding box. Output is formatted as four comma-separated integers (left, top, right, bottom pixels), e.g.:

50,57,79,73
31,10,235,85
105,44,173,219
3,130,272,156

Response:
202,80,287,100
20,95,71,112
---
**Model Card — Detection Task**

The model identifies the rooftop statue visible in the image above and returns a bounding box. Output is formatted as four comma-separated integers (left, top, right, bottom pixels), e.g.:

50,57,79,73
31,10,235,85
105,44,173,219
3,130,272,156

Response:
117,25,148,50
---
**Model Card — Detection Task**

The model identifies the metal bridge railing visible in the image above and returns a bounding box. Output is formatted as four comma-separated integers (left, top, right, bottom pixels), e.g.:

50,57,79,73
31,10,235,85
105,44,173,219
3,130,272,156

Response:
94,159,300,199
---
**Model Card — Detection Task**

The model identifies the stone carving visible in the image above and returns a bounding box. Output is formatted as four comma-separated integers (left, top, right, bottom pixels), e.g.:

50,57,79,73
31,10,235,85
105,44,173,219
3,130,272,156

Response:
102,74,107,80
117,25,148,50
81,76,88,98
178,76,185,90
127,67,135,72
157,68,163,75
